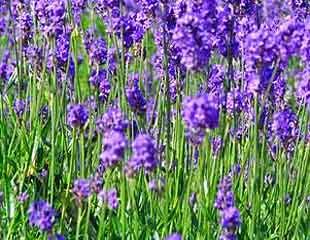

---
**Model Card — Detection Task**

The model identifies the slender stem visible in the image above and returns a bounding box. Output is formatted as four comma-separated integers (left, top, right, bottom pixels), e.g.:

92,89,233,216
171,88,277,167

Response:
75,207,82,240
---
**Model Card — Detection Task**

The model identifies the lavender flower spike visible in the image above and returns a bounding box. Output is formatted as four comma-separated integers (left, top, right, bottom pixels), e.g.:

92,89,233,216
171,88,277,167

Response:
28,200,57,232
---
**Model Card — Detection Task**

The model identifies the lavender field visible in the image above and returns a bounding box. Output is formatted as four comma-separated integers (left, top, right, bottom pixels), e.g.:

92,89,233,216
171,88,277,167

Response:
0,0,309,239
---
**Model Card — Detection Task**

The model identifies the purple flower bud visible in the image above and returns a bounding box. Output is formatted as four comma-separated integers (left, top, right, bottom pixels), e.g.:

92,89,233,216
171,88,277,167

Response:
90,175,103,194
0,50,14,82
172,1,217,70
215,176,234,211
39,169,48,180
55,33,70,66
39,105,49,121
99,75,111,102
229,164,241,176
295,67,310,107
35,0,66,37
72,0,87,24
89,68,107,87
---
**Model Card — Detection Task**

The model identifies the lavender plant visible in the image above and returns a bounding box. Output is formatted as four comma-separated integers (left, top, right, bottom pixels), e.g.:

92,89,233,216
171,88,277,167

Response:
0,0,309,239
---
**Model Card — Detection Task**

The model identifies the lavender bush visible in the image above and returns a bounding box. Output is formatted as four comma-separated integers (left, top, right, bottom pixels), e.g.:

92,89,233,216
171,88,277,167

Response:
0,0,309,239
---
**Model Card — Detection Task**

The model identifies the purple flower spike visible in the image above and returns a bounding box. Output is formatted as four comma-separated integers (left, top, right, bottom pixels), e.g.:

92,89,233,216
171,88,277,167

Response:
215,175,241,239
96,105,128,134
13,99,26,118
220,207,241,229
72,179,92,201
270,107,299,153
125,134,158,176
67,104,89,128
72,0,87,24
84,29,107,65
90,175,104,194
28,200,57,232
172,1,218,70
89,68,107,87
99,188,119,210
126,74,147,113
182,94,219,145
35,0,66,37
211,136,223,157
89,68,111,102
295,67,310,107
99,130,127,170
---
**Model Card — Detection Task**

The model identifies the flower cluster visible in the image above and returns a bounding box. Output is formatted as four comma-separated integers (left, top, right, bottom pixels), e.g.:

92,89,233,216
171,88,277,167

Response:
84,30,108,66
72,0,87,24
125,134,158,176
35,0,66,37
55,33,70,67
215,175,241,240
182,94,219,145
89,68,111,102
28,200,57,232
96,105,128,134
67,104,89,128
295,67,310,107
126,74,147,113
206,65,226,105
95,0,144,49
72,178,92,202
270,107,299,153
13,99,26,118
173,0,218,70
99,130,127,171
0,51,14,82
98,188,119,210
14,1,33,42
211,136,223,157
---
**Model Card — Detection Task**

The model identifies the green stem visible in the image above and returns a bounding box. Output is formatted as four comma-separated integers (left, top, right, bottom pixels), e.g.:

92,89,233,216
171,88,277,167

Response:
75,207,82,240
